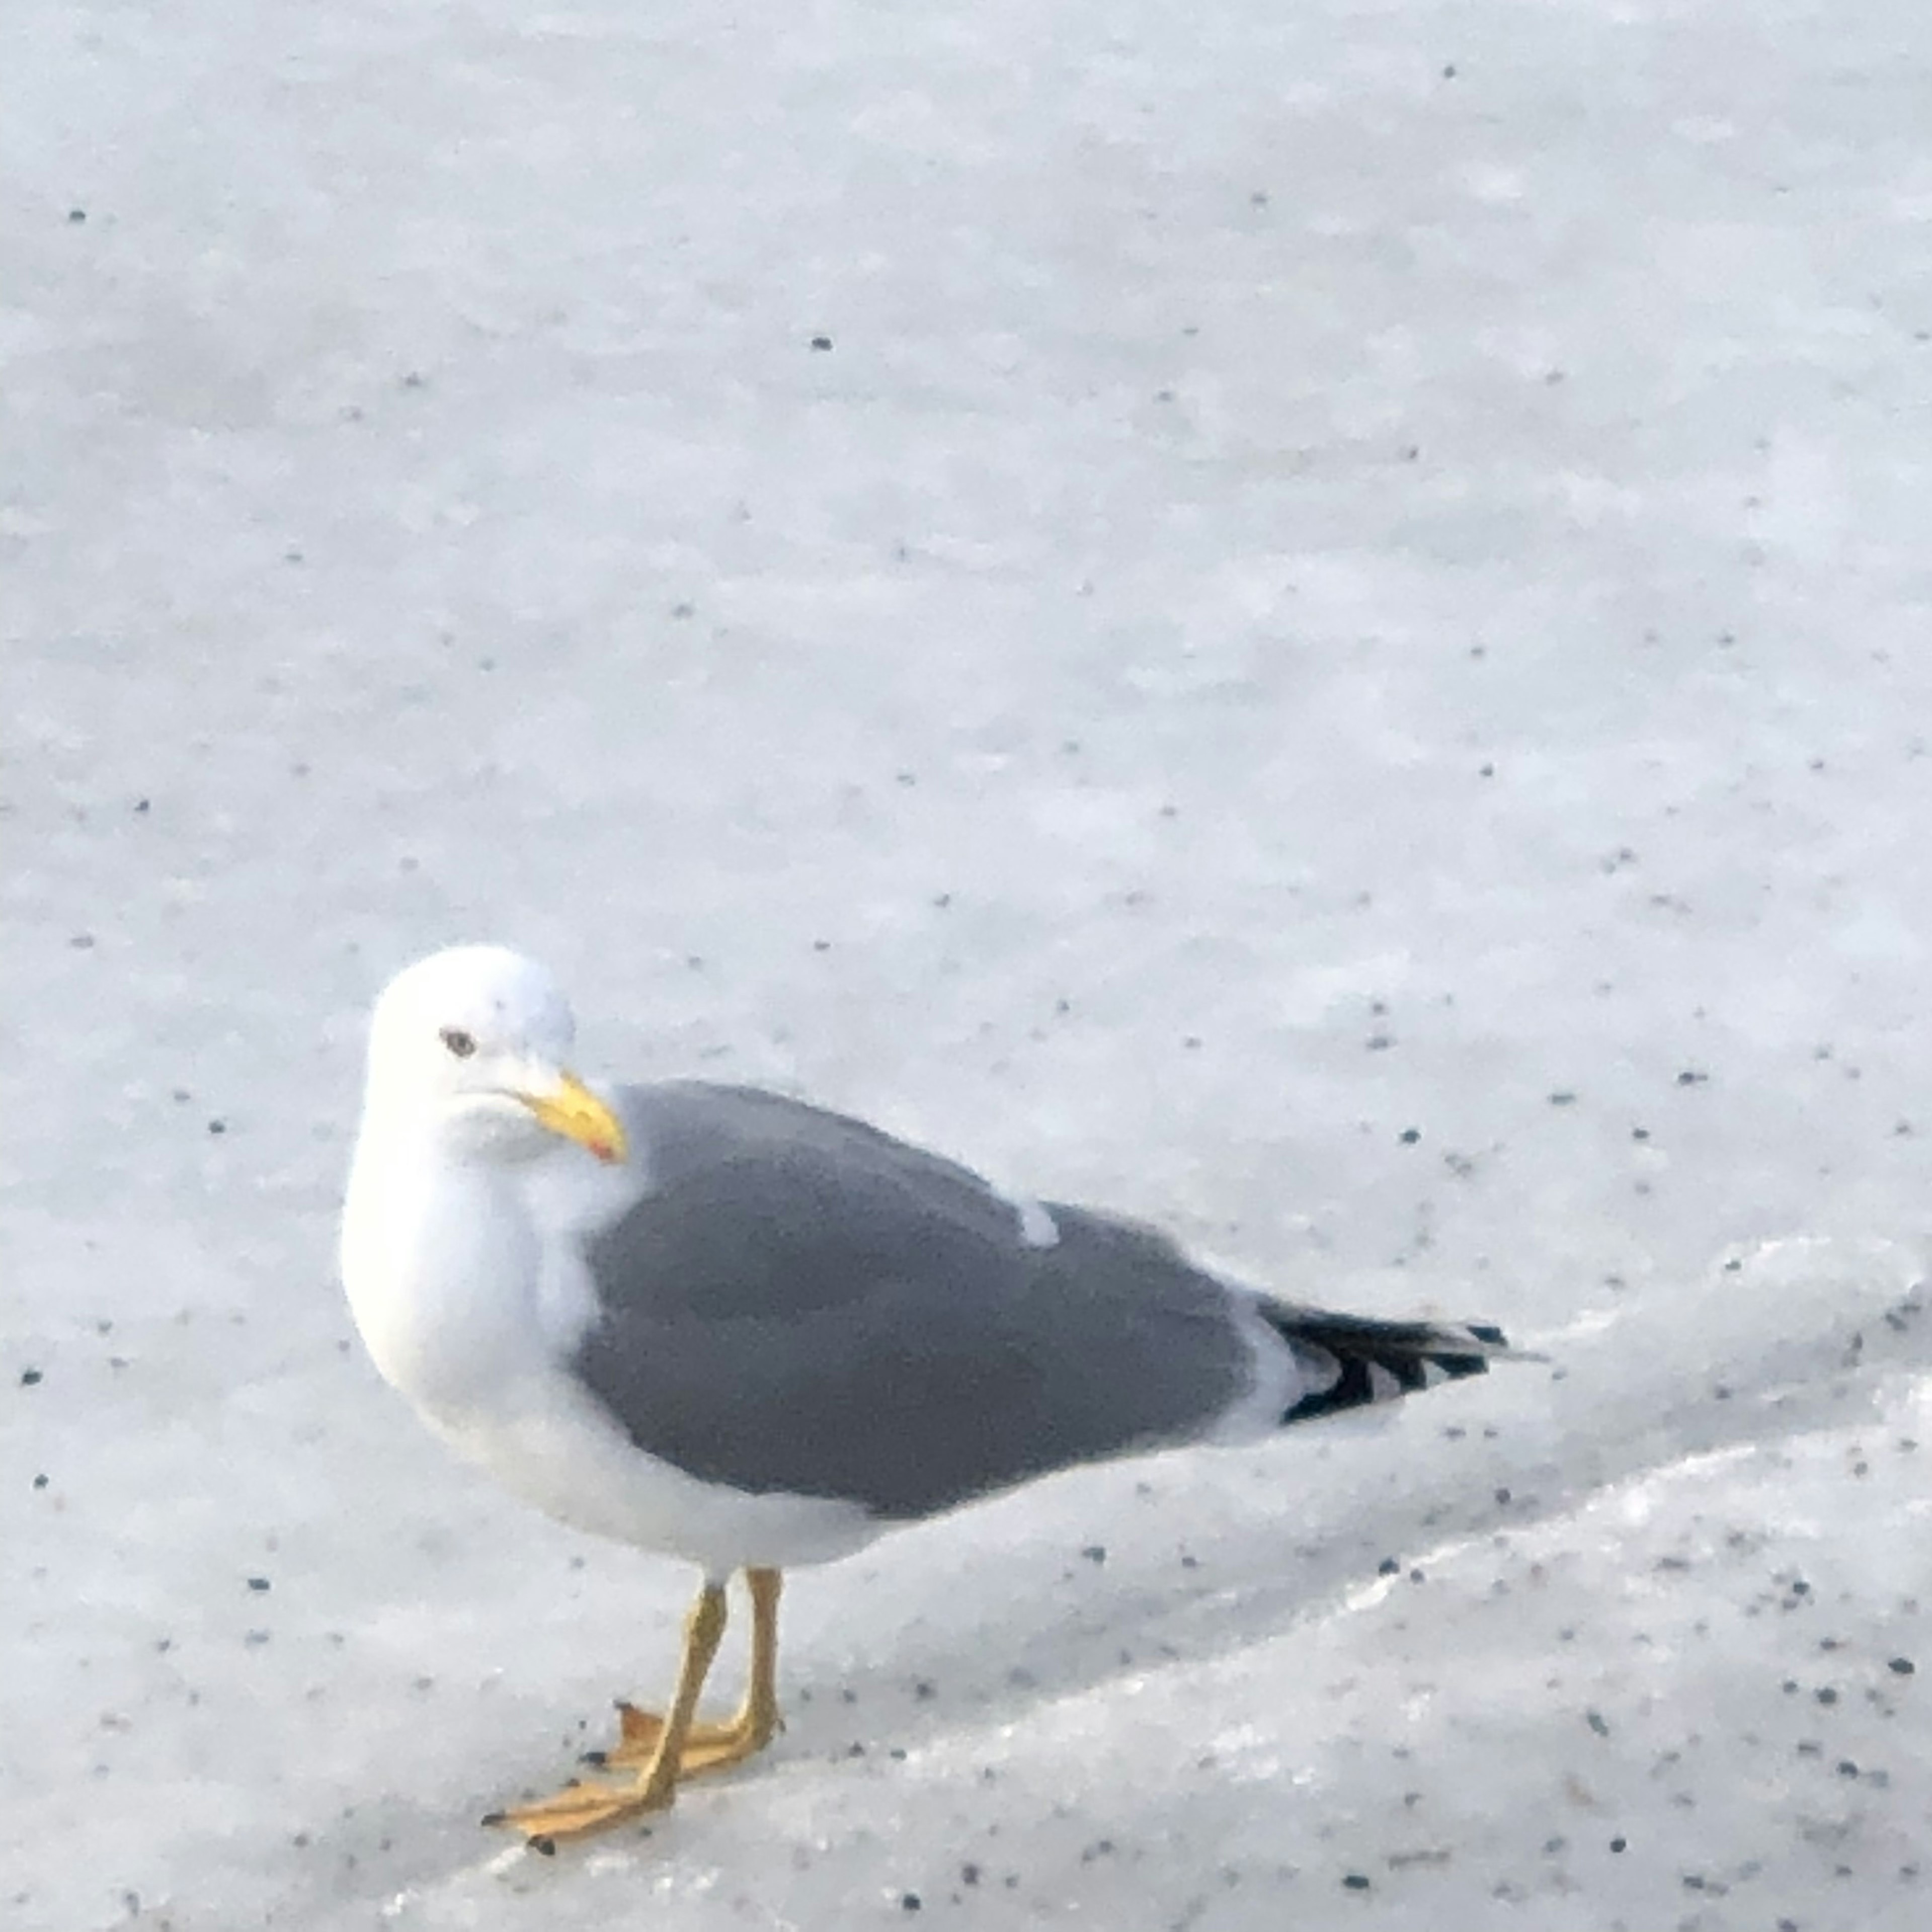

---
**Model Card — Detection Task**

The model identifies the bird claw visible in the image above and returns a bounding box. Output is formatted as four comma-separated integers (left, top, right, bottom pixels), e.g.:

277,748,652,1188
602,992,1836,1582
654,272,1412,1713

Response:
486,1768,677,1844
599,1697,780,1777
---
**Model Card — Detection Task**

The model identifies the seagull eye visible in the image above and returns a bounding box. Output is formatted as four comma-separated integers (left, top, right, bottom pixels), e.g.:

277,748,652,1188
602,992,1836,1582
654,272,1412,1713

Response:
440,1027,478,1060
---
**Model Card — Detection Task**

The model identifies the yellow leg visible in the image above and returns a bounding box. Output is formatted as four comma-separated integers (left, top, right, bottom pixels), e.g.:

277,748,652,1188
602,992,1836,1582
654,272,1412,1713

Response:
605,1567,784,1778
485,1580,729,1847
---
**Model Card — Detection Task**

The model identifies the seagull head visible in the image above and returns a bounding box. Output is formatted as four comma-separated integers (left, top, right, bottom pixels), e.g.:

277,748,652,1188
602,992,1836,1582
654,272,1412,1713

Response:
362,945,629,1166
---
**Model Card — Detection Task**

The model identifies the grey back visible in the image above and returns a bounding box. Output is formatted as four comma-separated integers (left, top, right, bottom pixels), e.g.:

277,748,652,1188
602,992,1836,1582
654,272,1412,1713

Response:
570,1083,1251,1519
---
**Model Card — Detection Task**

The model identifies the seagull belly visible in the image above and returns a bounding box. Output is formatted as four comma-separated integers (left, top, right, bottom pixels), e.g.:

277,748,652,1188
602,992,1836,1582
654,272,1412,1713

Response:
424,1367,881,1577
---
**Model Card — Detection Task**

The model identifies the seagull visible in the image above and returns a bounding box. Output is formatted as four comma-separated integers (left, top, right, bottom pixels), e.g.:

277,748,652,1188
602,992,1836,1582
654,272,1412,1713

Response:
340,943,1513,1845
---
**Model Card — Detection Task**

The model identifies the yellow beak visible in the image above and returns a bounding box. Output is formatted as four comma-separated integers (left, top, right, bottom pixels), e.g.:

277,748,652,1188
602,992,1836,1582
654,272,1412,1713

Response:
519,1072,629,1164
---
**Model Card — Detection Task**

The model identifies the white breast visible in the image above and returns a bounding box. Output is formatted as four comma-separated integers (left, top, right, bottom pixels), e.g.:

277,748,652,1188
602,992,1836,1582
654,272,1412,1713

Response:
342,1131,877,1578
341,1137,543,1413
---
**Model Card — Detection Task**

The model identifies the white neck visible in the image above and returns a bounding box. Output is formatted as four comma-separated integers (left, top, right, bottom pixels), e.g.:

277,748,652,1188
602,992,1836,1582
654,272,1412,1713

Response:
341,1122,545,1422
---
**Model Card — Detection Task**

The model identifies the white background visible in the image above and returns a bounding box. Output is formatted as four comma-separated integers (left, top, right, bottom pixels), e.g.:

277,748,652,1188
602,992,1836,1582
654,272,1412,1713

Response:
6,3,1929,1927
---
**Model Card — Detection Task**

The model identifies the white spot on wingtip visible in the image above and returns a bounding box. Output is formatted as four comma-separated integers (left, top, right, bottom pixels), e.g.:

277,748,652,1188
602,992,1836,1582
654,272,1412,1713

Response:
1014,1196,1059,1248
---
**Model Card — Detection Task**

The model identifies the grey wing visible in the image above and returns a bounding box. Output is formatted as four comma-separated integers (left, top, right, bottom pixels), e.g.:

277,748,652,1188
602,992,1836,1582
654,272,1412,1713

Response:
568,1083,1257,1518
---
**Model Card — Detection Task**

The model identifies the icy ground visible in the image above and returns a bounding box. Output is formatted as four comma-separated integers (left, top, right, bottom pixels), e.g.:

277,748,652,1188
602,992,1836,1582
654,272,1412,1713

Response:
6,1,1930,1926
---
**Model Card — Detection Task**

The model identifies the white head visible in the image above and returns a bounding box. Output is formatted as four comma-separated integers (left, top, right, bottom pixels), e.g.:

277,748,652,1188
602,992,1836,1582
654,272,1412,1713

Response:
360,945,628,1165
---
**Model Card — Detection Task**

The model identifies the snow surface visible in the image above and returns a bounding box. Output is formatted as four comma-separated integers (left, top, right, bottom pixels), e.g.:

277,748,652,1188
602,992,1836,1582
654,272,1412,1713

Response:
6,1,1930,1926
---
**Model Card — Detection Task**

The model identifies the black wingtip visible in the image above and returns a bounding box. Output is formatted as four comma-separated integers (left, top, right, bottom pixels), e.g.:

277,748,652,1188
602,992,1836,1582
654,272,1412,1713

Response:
1286,1351,1380,1422
1264,1305,1517,1427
